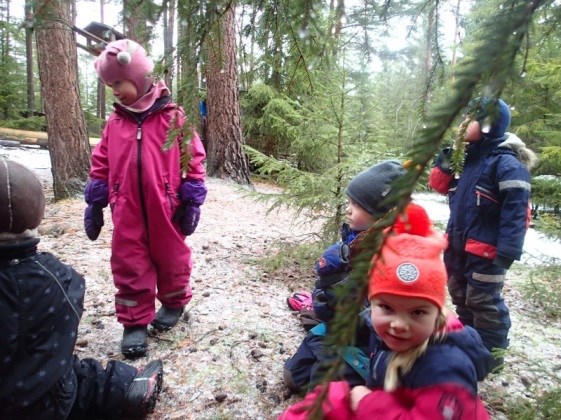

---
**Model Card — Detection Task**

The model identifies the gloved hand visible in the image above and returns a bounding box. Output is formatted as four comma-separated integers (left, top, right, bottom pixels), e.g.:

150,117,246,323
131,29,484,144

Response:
173,179,207,236
312,286,337,322
84,179,109,241
312,242,352,322
173,204,201,236
493,254,514,269
435,147,453,173
314,242,351,289
84,204,104,240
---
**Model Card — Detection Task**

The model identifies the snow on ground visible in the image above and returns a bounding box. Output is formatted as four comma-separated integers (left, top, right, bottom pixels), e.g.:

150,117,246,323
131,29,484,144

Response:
414,192,561,265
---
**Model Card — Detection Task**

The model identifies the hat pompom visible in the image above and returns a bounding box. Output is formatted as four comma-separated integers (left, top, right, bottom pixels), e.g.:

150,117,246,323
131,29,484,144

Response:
393,202,431,237
117,51,132,65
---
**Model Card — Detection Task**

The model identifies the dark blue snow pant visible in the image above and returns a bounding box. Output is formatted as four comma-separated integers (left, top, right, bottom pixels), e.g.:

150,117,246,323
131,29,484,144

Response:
1,356,137,420
445,247,511,352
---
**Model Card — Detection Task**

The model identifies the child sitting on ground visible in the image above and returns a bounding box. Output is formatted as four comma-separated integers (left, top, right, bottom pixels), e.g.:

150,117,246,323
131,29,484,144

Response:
283,159,407,392
0,158,163,419
279,203,493,419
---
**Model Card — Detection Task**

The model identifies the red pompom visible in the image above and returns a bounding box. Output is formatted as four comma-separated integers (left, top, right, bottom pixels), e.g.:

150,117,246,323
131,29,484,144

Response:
393,202,432,236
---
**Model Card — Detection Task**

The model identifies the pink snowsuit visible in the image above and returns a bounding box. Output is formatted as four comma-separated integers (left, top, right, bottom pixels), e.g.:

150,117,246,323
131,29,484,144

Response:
89,101,206,327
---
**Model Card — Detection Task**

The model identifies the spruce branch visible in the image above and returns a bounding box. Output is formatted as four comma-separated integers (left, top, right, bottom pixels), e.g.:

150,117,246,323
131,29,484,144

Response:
451,119,469,178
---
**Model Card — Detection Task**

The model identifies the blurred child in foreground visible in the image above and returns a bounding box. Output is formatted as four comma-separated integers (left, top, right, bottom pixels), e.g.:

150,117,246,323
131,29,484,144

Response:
0,158,163,419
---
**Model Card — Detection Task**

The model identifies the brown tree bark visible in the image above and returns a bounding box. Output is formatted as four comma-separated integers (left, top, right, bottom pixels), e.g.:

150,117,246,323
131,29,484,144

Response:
35,0,91,199
24,0,35,116
205,2,251,184
163,0,175,89
122,0,152,46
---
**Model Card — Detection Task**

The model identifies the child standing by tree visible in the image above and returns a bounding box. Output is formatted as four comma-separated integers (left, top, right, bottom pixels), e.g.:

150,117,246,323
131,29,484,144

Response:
0,158,163,419
84,39,207,358
279,204,493,419
429,97,537,368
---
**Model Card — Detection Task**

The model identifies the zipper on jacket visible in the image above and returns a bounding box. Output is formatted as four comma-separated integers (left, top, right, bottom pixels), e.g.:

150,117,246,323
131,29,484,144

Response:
164,182,174,207
136,124,150,234
475,187,499,206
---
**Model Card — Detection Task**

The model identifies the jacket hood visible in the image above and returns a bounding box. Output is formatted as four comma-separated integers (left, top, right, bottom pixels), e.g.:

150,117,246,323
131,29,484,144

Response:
499,132,538,171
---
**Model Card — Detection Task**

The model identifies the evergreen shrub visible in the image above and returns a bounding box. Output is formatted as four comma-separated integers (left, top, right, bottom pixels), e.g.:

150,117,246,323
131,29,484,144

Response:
2,116,46,131
522,264,561,318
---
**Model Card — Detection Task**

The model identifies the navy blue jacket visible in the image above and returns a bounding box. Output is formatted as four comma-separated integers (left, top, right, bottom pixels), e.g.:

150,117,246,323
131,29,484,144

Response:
367,324,492,396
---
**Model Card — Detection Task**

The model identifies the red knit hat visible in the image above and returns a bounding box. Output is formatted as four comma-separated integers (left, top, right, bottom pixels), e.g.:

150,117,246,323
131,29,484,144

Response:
368,203,448,309
94,39,154,95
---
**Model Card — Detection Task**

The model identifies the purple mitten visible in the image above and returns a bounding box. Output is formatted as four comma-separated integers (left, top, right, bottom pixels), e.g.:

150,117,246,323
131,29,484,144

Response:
173,204,201,236
173,180,207,236
178,179,208,205
84,179,109,241
84,204,104,240
85,179,109,206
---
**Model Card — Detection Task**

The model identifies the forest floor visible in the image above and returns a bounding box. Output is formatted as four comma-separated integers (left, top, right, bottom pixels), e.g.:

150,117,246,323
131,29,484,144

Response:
4,142,561,419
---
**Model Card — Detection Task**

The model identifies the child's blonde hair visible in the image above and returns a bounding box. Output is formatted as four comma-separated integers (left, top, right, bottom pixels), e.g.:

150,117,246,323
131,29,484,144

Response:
383,310,448,391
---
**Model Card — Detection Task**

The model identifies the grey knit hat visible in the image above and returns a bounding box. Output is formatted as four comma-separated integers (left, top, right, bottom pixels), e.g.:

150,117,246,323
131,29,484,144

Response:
345,159,406,217
0,158,45,236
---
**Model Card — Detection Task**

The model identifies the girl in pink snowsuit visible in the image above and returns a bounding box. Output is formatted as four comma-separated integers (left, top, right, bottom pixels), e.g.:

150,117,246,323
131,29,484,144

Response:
84,39,207,358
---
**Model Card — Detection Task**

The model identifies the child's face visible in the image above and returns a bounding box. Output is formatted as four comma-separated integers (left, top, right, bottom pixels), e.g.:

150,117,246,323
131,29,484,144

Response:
346,198,375,231
371,294,440,352
108,80,138,106
462,117,483,142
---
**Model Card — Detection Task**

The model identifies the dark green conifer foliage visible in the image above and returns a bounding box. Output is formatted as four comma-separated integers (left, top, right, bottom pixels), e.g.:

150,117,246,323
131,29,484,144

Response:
0,15,27,119
245,61,398,242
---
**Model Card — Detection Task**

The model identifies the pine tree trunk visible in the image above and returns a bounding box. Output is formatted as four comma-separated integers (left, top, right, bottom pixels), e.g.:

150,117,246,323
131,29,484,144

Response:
35,0,91,199
24,0,35,116
97,0,106,120
206,2,250,184
163,0,175,89
1,0,11,119
123,0,152,45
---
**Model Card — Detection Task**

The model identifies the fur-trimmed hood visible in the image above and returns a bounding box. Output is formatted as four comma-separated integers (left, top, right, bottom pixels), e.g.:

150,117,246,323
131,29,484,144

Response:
499,132,538,171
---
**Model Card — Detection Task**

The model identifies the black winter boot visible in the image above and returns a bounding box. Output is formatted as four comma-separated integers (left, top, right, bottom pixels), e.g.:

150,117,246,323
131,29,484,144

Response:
121,326,148,358
124,359,164,417
151,306,184,331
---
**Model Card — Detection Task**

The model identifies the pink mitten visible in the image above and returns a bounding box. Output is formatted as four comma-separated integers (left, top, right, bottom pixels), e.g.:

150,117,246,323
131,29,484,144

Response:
287,292,313,311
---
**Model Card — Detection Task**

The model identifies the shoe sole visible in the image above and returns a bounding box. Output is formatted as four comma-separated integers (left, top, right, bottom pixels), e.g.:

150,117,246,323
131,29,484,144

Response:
150,320,176,331
150,312,183,331
122,345,148,359
125,359,164,416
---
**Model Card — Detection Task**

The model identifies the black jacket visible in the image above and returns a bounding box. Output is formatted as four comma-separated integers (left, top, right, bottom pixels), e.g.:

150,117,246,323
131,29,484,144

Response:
0,238,85,409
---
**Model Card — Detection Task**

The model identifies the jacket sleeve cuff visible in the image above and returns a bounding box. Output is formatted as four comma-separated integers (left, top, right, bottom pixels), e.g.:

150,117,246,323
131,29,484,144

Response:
493,255,514,269
428,167,453,195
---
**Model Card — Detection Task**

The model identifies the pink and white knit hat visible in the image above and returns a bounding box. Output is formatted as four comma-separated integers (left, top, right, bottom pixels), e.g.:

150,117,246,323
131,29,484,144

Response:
94,39,154,95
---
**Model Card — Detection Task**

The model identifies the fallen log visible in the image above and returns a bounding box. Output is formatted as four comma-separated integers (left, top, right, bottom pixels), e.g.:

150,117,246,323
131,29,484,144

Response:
0,127,100,148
